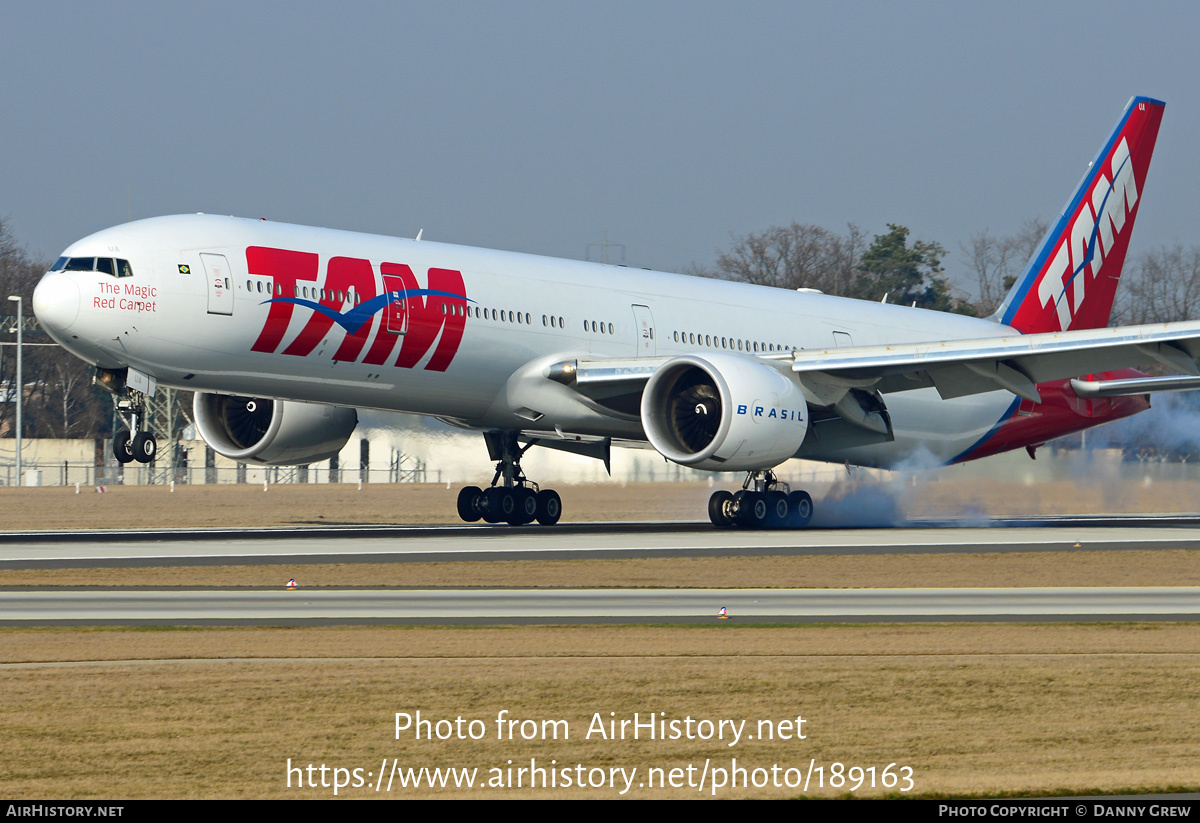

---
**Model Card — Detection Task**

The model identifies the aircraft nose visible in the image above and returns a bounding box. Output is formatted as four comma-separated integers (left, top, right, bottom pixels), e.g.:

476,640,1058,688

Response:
32,273,81,338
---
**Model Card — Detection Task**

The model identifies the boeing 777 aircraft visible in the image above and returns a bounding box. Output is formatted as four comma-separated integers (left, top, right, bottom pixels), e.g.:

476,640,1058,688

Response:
31,96,1200,527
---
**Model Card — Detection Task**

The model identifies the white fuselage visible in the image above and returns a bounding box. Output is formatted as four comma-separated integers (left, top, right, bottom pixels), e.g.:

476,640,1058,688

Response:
35,214,1017,468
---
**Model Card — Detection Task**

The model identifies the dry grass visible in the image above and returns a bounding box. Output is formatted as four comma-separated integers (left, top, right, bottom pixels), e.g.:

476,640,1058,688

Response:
1,624,1198,798
3,549,1200,590
1,477,1199,532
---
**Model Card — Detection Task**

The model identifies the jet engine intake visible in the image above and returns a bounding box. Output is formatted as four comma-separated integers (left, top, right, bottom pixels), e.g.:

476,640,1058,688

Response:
640,353,809,471
193,393,358,466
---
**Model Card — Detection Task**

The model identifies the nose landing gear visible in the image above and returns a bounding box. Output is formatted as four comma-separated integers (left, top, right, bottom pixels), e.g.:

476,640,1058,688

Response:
111,393,157,464
456,432,563,526
708,470,813,529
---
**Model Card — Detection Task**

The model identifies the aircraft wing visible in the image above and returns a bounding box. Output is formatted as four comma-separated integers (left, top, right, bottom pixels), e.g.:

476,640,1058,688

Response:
788,320,1200,403
545,320,1200,422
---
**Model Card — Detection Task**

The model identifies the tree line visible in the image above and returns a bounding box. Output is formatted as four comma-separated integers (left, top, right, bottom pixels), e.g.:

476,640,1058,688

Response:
696,218,1200,325
0,218,110,439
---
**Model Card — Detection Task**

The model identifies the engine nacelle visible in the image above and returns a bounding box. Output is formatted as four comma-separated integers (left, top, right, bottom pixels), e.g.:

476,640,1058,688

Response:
640,353,809,471
193,393,358,467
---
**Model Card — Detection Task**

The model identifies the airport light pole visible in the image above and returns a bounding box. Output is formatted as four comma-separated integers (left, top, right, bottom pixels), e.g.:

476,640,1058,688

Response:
7,296,21,486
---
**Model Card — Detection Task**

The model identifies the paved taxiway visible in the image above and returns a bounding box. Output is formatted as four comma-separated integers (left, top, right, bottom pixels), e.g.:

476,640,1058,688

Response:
2,587,1197,624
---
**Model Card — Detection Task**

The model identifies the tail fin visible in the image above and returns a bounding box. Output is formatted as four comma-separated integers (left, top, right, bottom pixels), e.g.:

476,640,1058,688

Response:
993,96,1164,333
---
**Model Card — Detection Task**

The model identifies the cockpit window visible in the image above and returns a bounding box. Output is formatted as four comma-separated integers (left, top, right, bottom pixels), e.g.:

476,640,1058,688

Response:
52,256,134,277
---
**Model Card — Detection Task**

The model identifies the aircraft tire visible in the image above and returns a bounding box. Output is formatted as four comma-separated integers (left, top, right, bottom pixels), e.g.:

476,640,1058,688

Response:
457,486,483,522
535,489,562,525
788,490,814,527
113,431,135,464
735,491,768,528
509,487,538,525
765,491,789,529
708,490,734,527
132,432,157,463
482,487,506,523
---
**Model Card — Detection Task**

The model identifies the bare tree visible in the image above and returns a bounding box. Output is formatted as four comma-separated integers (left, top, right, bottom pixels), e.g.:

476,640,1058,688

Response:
1114,244,1200,326
960,217,1049,316
0,216,113,439
696,223,867,297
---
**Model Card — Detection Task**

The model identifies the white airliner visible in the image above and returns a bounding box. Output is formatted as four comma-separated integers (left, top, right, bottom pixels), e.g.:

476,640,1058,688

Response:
30,96,1200,527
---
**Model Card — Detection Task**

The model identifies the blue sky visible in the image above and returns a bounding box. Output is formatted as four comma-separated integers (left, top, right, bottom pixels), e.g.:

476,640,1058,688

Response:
5,1,1198,295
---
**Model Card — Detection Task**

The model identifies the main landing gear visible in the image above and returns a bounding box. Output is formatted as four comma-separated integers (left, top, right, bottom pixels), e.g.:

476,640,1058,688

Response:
708,470,813,529
111,393,157,465
456,432,563,526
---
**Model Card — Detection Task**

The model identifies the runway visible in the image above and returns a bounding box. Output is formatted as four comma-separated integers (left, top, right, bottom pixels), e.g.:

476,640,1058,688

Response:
2,586,1197,625
2,515,1200,569
2,516,1197,624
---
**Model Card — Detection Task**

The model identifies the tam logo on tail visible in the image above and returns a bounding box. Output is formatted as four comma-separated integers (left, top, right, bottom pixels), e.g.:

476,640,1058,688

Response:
997,96,1164,334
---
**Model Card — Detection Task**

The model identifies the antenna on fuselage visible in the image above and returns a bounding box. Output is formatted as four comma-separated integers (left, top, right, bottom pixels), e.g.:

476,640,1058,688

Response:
415,229,424,241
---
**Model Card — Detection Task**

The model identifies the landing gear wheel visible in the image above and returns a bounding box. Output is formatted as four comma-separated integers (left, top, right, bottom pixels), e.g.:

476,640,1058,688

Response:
497,488,517,523
509,487,538,525
482,487,507,523
132,432,157,463
535,489,562,525
457,486,483,523
708,490,735,527
735,490,768,528
765,491,789,529
113,431,135,464
788,490,814,528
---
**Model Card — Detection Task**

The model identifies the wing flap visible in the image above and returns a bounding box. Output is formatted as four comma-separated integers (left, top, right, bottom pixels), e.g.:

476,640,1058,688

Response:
1071,374,1200,397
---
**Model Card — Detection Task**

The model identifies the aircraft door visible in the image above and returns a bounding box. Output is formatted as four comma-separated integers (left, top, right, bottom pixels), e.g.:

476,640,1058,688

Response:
632,304,656,356
201,253,233,316
381,270,409,334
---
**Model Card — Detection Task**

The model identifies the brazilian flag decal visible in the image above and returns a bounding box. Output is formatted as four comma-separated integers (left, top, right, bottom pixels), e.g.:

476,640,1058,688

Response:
178,264,191,274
